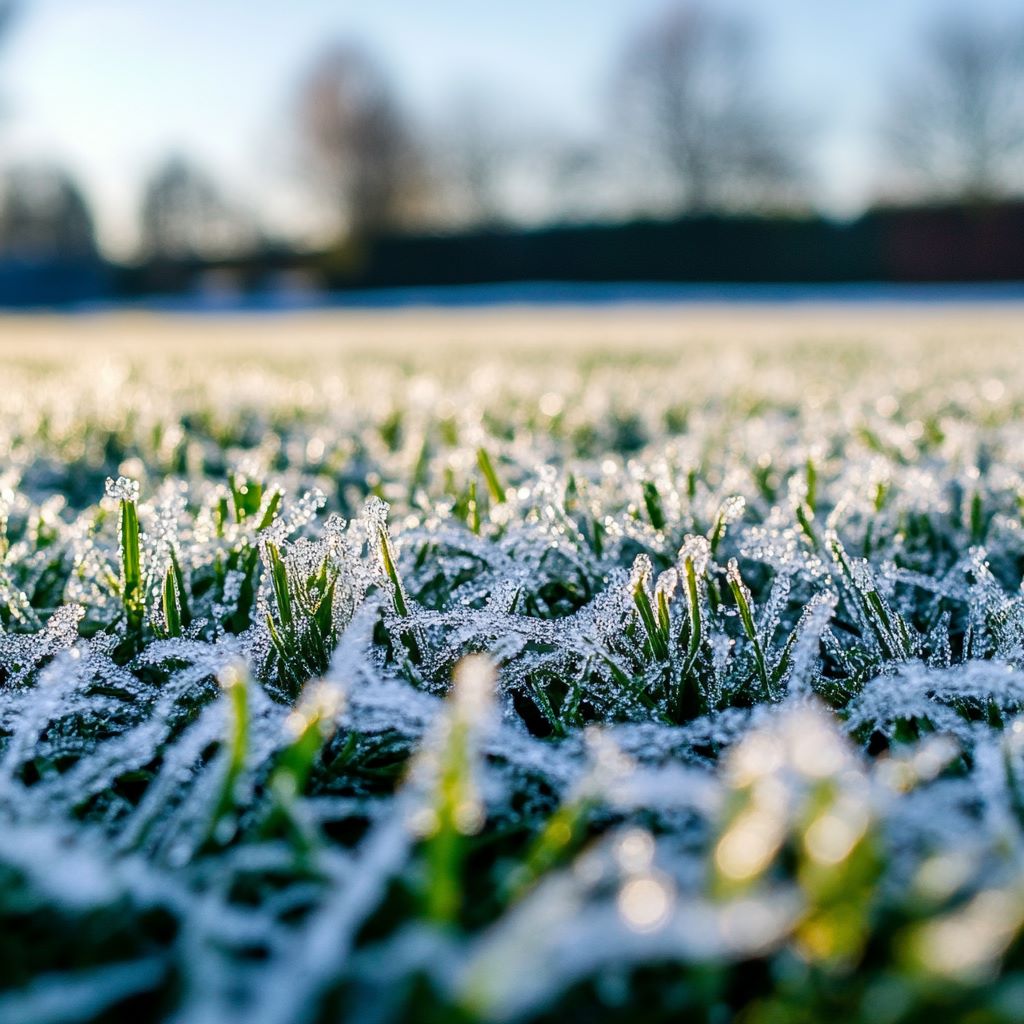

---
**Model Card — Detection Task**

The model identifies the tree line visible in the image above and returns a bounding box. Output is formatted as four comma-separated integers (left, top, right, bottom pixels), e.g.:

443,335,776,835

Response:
1,2,1024,265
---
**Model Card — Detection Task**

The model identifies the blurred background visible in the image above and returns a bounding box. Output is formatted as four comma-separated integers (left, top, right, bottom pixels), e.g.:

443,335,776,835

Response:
0,0,1023,306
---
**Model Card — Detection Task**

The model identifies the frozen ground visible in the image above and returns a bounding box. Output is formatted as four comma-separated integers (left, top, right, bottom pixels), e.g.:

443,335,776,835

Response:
1,302,1024,1022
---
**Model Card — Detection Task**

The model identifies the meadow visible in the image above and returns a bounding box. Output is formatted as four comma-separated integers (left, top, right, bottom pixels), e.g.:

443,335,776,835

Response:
2,302,1024,1023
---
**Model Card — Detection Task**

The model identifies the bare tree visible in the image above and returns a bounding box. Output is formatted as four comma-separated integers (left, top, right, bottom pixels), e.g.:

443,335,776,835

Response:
426,89,621,229
613,3,803,214
882,15,1024,201
0,13,93,262
429,91,520,229
295,43,424,240
0,164,97,260
139,156,257,259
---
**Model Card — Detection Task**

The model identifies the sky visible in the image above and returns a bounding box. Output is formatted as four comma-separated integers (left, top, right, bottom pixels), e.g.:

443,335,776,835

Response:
0,0,1019,257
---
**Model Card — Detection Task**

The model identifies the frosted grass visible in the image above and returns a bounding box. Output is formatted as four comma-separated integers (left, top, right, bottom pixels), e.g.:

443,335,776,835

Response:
1,314,1024,1020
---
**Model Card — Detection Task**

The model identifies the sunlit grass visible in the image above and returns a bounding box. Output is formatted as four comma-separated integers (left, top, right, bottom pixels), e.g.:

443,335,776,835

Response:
1,306,1024,1022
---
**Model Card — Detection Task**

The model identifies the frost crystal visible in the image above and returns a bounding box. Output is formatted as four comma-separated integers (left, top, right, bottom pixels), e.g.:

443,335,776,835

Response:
104,476,140,503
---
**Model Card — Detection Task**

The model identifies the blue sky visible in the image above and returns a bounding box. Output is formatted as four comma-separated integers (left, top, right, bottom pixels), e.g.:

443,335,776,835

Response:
0,0,1018,255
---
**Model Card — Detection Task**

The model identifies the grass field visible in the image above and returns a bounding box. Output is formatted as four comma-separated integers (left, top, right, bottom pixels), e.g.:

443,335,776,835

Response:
3,303,1024,1023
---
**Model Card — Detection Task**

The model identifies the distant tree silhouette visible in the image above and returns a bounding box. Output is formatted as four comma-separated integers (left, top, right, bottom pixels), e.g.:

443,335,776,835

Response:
139,156,257,259
0,165,97,260
294,43,424,240
425,88,625,229
430,92,516,228
613,3,804,214
882,14,1024,201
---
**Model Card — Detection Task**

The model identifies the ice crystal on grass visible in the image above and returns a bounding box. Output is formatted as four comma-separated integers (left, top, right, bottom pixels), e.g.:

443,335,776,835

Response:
104,475,141,504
